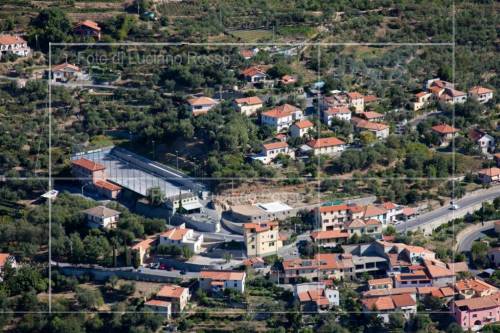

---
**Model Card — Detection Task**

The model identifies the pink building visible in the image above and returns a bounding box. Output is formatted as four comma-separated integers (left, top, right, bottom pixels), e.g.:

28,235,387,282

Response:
452,292,500,331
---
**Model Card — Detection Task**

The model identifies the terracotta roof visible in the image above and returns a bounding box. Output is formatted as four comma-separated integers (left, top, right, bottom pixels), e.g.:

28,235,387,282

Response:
362,296,395,311
83,205,120,218
431,124,459,134
157,285,188,299
131,238,155,251
0,35,26,45
478,167,500,177
52,63,81,72
392,294,416,308
243,221,278,233
454,292,500,311
282,253,353,271
262,104,301,118
382,202,397,210
361,111,384,120
0,253,11,267
365,218,382,226
200,270,245,281
424,260,454,278
239,49,254,58
241,66,266,77
353,118,389,131
429,86,444,95
415,91,429,98
298,289,330,306
363,205,387,218
187,96,218,106
401,207,416,216
263,141,288,150
367,277,393,286
235,96,262,105
71,158,105,171
306,137,345,149
161,227,190,241
310,230,349,241
293,119,314,129
144,299,171,308
347,92,364,100
454,278,497,294
446,261,469,273
325,106,350,114
346,218,366,228
319,204,349,213
363,287,416,298
469,86,493,95
94,179,121,191
76,20,101,31
364,95,378,103
242,257,265,266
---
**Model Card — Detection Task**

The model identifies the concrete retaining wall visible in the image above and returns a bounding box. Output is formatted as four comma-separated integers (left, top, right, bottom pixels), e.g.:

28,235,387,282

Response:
56,266,182,283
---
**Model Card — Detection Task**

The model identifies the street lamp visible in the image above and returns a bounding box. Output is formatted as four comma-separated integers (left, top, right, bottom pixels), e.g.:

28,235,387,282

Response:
175,150,179,170
81,183,91,196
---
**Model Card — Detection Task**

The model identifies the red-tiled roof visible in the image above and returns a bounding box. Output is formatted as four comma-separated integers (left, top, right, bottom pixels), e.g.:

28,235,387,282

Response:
347,92,364,100
454,292,500,311
187,96,218,106
161,227,190,241
310,230,349,241
241,66,266,77
0,253,11,267
94,180,121,191
52,63,81,72
71,158,105,171
131,238,155,251
319,204,349,213
325,106,350,114
367,277,393,286
157,285,188,299
469,86,493,95
77,20,101,31
307,137,345,148
145,299,171,308
0,35,26,45
243,221,278,233
361,111,384,120
355,120,389,131
431,124,459,134
263,141,288,150
200,270,245,281
478,167,500,177
262,104,301,118
235,96,262,105
293,119,314,129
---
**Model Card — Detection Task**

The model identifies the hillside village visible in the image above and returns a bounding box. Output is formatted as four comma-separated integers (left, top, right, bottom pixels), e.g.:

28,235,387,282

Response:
0,1,499,333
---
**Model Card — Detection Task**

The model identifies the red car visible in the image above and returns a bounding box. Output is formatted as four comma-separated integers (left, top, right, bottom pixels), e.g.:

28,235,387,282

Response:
159,264,167,270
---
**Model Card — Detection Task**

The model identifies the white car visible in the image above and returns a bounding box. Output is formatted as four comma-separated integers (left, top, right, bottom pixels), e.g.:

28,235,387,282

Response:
449,204,459,210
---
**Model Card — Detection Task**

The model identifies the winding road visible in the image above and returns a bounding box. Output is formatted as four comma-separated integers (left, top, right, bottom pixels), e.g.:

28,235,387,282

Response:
396,185,500,234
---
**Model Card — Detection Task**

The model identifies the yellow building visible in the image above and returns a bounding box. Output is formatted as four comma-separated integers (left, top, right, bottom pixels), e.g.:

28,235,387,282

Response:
244,221,282,257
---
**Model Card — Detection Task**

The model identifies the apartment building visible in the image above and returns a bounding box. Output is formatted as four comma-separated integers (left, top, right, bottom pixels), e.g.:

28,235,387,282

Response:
244,221,282,257
278,253,355,283
261,104,303,132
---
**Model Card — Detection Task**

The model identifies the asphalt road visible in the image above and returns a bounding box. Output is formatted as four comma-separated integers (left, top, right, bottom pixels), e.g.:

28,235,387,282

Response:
396,185,500,233
457,222,495,253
